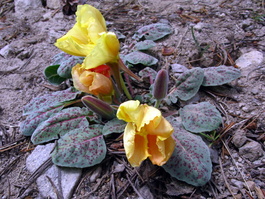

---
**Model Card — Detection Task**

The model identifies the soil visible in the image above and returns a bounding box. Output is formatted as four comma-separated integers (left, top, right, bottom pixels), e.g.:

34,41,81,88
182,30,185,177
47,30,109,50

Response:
0,0,265,198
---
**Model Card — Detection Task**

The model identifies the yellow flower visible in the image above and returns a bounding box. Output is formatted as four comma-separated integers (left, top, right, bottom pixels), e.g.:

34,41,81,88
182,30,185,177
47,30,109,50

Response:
117,100,175,167
82,32,120,69
72,64,113,96
54,4,108,57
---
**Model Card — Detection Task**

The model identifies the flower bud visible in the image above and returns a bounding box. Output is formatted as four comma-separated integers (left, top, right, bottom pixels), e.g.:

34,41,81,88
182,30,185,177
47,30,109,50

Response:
82,96,115,120
152,69,169,100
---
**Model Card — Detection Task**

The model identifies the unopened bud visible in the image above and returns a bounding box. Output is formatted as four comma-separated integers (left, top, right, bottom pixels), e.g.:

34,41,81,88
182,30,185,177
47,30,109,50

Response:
82,96,115,120
152,69,169,100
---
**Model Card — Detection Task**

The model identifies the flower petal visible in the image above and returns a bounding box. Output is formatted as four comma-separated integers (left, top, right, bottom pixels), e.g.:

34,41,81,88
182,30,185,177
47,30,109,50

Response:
145,117,174,139
123,123,150,167
83,32,120,69
117,100,140,122
148,135,175,166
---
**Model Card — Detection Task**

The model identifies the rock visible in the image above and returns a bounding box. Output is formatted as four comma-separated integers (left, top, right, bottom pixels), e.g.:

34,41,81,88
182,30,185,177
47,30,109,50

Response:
231,179,243,189
0,45,15,58
171,64,188,77
235,50,264,76
90,166,102,183
14,0,43,15
232,130,247,148
166,180,194,196
245,181,255,191
46,0,61,9
26,143,82,199
239,141,263,161
139,185,154,199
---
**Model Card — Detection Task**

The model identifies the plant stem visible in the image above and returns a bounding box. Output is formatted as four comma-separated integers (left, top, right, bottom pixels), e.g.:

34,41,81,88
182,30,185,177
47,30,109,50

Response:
154,99,161,108
120,72,132,100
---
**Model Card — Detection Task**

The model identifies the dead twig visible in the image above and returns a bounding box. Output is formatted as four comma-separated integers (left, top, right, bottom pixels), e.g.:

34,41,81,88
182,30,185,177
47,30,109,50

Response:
126,174,144,199
219,157,237,199
46,175,64,199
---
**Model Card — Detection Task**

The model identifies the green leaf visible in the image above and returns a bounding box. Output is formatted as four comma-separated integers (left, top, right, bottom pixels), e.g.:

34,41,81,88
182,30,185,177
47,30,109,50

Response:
173,68,204,101
102,118,126,136
20,106,63,136
202,65,241,86
133,23,173,41
124,51,158,67
163,116,212,186
23,87,81,116
44,64,67,85
31,107,97,144
57,56,84,78
179,102,222,133
51,124,106,168
135,40,156,50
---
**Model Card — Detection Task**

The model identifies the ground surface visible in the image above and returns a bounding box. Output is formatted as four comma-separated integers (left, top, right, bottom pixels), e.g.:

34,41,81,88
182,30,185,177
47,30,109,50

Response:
0,0,265,198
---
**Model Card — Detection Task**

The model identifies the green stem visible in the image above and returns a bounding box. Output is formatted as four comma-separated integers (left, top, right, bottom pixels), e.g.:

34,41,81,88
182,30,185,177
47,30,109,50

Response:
154,99,161,108
120,73,132,100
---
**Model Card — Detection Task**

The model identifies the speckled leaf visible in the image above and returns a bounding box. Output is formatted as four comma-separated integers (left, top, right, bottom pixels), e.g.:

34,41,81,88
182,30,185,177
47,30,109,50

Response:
179,102,222,133
20,106,63,136
44,65,68,85
163,117,212,186
173,68,204,101
52,52,72,65
31,107,97,144
164,90,178,105
124,51,158,66
138,67,157,83
133,23,173,41
57,56,84,78
23,87,81,116
135,40,156,50
102,118,126,136
51,124,106,168
202,65,241,86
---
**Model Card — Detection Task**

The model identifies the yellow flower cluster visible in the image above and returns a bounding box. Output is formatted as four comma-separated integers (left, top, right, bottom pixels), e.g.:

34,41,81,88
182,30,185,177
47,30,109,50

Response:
117,100,175,167
55,5,119,97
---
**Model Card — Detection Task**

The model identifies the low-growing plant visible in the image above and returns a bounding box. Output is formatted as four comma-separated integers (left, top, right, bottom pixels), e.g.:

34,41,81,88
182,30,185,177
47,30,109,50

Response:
20,4,241,187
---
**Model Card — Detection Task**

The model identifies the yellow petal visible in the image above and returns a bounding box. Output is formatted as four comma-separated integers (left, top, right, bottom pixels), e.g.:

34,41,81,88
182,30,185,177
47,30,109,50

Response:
83,32,120,69
55,23,94,57
116,100,140,122
148,135,175,166
76,5,106,43
145,117,174,139
123,123,150,167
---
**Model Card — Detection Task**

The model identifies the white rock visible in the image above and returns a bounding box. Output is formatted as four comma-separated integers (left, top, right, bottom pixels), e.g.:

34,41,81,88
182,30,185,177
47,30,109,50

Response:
239,141,264,161
14,0,43,15
46,0,61,9
26,143,82,199
235,50,264,76
0,45,15,58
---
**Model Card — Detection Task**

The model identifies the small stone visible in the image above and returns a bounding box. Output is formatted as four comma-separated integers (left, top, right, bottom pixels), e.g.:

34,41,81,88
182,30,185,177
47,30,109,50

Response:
90,166,102,183
235,50,264,77
46,0,61,9
245,181,255,191
239,141,263,161
251,87,259,95
139,185,154,199
232,130,247,148
14,0,43,15
0,45,15,58
171,64,188,77
231,179,243,189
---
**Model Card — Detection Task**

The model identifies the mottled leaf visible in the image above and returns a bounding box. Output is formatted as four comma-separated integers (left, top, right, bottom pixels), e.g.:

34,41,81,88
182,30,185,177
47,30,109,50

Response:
23,87,81,116
138,67,157,83
20,106,63,136
164,90,178,105
173,68,204,101
44,65,67,85
135,40,156,50
31,107,97,144
124,51,158,66
202,65,241,86
102,118,126,136
51,52,72,65
163,116,212,186
57,56,84,78
133,23,173,41
179,102,222,133
51,124,106,168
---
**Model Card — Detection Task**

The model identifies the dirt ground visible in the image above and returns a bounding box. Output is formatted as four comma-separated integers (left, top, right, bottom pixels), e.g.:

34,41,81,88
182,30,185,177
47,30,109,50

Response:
0,0,265,198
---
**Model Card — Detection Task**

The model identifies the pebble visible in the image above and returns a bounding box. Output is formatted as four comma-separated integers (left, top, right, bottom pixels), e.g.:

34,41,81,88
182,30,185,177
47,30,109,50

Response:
235,50,264,77
232,130,247,148
245,181,255,191
239,141,264,161
46,0,61,9
90,166,102,183
231,179,243,189
14,0,42,15
0,45,15,58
